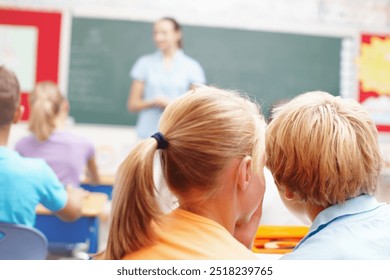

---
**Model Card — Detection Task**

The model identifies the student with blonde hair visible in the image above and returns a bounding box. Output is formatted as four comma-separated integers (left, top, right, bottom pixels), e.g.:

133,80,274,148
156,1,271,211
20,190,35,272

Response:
97,86,266,260
0,66,86,227
266,91,390,259
15,81,100,187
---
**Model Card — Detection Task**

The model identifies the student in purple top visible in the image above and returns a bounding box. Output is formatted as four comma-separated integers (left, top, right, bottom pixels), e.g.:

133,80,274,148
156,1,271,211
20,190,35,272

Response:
15,81,100,187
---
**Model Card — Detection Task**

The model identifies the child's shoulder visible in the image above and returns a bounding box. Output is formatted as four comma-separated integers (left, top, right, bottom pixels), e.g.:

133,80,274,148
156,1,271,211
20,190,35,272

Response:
10,149,48,170
54,130,91,142
15,134,36,148
53,131,94,149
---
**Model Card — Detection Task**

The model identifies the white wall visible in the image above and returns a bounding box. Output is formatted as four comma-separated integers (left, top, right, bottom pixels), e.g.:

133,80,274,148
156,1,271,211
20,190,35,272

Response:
2,0,389,33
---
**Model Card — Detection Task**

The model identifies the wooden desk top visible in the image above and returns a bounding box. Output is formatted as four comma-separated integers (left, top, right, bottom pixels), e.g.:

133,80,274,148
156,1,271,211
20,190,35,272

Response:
82,175,115,186
36,192,108,217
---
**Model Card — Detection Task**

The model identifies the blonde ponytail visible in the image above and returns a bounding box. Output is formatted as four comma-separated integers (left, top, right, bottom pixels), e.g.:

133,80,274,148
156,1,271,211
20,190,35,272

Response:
97,86,266,260
99,139,162,259
28,81,64,141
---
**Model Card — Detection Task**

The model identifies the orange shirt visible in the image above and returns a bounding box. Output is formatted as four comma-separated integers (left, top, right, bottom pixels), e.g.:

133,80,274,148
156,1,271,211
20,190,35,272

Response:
123,209,257,260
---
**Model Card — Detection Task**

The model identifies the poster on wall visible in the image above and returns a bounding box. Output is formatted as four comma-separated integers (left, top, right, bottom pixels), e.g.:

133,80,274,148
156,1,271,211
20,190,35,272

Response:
0,25,38,92
0,8,61,121
357,33,390,132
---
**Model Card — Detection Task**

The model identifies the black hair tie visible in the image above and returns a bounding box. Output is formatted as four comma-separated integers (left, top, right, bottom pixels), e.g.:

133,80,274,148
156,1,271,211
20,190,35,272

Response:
151,132,168,150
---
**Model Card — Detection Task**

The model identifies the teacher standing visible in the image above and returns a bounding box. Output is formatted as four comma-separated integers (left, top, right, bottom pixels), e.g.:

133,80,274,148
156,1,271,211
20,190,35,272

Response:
127,17,206,139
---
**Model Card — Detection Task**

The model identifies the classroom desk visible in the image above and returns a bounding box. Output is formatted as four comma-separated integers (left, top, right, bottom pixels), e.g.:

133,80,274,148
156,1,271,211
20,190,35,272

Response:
81,176,115,199
252,225,309,256
35,192,108,254
83,175,115,186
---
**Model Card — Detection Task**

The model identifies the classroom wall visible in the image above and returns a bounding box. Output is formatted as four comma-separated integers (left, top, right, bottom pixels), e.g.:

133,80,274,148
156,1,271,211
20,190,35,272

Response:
2,0,389,32
4,0,390,179
2,0,390,97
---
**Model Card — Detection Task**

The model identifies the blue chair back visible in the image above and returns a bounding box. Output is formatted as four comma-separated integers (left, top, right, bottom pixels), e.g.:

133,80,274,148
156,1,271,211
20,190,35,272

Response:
80,184,113,200
0,222,48,260
35,185,111,256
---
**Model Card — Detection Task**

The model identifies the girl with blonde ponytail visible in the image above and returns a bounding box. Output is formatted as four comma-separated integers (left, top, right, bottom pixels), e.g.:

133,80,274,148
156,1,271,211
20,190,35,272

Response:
98,86,267,260
15,81,100,187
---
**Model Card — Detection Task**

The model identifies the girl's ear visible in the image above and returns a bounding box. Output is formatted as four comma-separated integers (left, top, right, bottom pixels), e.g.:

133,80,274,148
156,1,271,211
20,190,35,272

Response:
237,156,252,191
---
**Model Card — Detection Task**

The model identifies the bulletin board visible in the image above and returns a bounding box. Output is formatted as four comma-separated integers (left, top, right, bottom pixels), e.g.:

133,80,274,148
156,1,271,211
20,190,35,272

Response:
0,8,62,120
357,33,390,132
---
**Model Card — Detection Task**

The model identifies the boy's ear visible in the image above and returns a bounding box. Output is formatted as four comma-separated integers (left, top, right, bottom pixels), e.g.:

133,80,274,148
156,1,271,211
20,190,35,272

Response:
283,187,295,200
12,105,24,124
237,156,252,191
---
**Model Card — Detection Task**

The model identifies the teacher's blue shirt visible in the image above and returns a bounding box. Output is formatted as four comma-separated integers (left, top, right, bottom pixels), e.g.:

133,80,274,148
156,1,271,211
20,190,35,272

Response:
282,195,390,259
130,50,206,139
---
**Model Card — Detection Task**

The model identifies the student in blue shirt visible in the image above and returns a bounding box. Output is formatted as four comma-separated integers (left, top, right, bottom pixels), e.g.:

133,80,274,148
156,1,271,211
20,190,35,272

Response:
266,91,390,259
127,17,206,139
0,66,87,227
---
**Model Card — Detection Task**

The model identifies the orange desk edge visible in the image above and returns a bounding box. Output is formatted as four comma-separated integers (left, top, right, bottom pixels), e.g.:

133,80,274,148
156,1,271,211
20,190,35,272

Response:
36,192,108,217
82,175,115,186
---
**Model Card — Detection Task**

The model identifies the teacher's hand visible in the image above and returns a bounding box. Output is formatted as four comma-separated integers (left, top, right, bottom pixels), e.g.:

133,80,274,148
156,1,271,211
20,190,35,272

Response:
154,96,170,109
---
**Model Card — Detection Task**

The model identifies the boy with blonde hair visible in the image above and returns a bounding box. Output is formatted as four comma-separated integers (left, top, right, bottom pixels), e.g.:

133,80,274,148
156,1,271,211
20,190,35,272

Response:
266,91,390,259
0,66,86,227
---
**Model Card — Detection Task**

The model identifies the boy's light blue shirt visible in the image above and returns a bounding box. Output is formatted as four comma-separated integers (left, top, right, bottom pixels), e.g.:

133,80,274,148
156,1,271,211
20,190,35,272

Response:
0,147,67,227
282,194,390,259
130,50,206,139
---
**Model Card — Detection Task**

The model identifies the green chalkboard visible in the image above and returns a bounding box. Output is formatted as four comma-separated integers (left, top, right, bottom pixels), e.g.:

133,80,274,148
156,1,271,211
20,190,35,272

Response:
68,17,342,125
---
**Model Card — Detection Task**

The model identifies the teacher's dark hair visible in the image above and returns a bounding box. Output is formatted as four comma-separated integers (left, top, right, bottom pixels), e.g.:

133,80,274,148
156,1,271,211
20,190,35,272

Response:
160,17,183,49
